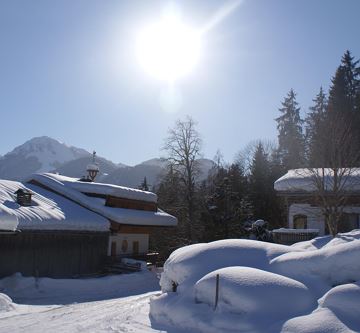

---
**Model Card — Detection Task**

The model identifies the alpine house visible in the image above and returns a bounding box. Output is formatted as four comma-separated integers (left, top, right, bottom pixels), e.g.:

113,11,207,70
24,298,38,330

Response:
0,161,177,278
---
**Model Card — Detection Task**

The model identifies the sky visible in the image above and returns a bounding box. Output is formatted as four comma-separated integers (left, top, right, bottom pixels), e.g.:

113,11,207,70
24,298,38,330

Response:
0,0,359,166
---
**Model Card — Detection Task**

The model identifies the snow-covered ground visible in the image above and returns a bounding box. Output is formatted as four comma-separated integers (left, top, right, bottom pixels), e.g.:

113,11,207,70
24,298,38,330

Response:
0,271,180,333
153,230,360,333
1,231,360,332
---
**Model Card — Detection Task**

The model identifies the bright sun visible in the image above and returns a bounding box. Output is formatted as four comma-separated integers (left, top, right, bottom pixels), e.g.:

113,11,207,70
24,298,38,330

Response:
136,15,202,82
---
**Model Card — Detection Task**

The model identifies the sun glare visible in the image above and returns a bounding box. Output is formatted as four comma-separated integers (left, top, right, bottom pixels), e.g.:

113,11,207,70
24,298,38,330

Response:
136,14,202,82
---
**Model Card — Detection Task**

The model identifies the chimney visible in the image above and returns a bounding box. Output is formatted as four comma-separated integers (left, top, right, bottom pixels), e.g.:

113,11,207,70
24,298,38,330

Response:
15,188,33,206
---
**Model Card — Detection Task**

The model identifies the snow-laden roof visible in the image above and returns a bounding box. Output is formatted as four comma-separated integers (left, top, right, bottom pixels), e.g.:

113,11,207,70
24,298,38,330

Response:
274,168,360,193
0,180,109,232
32,173,157,203
28,173,177,227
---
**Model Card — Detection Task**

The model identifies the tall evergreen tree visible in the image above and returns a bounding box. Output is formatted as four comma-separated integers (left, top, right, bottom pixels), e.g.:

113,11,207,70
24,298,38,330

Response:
305,87,327,166
275,89,305,169
248,143,271,220
324,50,360,167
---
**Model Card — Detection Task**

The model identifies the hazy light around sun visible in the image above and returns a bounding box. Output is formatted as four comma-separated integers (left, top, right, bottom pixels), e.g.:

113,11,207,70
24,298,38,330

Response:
136,11,202,82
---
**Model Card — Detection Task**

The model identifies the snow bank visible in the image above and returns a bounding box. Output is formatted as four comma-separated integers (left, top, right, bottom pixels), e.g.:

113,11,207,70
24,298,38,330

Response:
152,232,360,333
160,239,293,292
281,307,352,333
0,271,160,305
195,267,315,319
0,293,14,312
291,229,360,251
270,240,360,287
318,281,360,331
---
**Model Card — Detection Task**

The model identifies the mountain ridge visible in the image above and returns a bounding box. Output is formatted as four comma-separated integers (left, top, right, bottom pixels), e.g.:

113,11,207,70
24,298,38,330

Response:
0,136,214,188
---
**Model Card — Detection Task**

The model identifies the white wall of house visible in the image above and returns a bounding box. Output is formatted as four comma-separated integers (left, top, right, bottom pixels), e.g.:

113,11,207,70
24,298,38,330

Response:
288,203,360,236
289,204,326,235
108,233,149,256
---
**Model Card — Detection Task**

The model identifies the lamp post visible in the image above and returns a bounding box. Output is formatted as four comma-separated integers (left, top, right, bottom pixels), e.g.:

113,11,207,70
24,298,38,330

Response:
86,151,99,181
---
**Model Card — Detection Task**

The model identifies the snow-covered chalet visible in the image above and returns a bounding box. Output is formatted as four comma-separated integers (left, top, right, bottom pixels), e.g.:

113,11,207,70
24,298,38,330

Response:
0,170,177,278
274,168,360,236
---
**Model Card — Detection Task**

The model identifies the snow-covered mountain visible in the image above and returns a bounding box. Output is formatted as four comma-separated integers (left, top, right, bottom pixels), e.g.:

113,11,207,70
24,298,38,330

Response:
0,136,214,187
0,137,90,180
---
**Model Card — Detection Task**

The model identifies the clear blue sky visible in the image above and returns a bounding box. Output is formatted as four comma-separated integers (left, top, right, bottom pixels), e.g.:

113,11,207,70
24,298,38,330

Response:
0,0,359,165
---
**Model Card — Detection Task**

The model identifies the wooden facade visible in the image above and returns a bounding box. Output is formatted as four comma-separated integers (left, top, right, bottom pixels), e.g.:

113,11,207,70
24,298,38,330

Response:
0,231,109,278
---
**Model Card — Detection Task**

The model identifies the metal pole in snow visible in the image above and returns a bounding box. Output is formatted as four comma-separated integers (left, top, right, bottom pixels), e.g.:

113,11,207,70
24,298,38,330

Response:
214,274,220,310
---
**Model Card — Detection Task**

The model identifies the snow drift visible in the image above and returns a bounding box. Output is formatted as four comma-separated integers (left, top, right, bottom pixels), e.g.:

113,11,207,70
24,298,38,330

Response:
152,230,360,333
160,239,292,292
270,239,360,286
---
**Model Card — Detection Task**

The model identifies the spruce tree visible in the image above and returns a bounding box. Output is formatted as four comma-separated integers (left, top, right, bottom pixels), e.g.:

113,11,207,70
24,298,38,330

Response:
305,87,327,166
275,89,305,169
248,143,271,220
325,50,360,166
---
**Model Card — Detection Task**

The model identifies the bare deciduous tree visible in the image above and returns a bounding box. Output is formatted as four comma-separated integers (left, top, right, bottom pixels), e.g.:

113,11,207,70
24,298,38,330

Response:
302,116,360,236
163,116,202,241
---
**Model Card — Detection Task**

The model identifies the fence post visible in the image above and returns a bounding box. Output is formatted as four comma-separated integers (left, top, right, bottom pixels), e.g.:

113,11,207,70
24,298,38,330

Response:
214,273,220,310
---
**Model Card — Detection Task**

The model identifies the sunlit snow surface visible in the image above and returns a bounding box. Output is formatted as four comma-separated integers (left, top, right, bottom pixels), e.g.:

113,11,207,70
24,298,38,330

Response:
1,232,360,332
153,231,360,333
0,271,178,333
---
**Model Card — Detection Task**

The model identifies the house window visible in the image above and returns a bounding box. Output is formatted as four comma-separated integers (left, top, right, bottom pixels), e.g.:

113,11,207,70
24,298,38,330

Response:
293,215,307,229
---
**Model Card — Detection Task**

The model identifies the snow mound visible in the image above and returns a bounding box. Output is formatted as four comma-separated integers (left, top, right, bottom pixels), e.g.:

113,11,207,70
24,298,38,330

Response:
281,307,352,333
160,239,293,292
291,229,360,251
195,267,315,319
0,293,14,312
152,232,360,333
318,281,360,331
270,240,360,286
